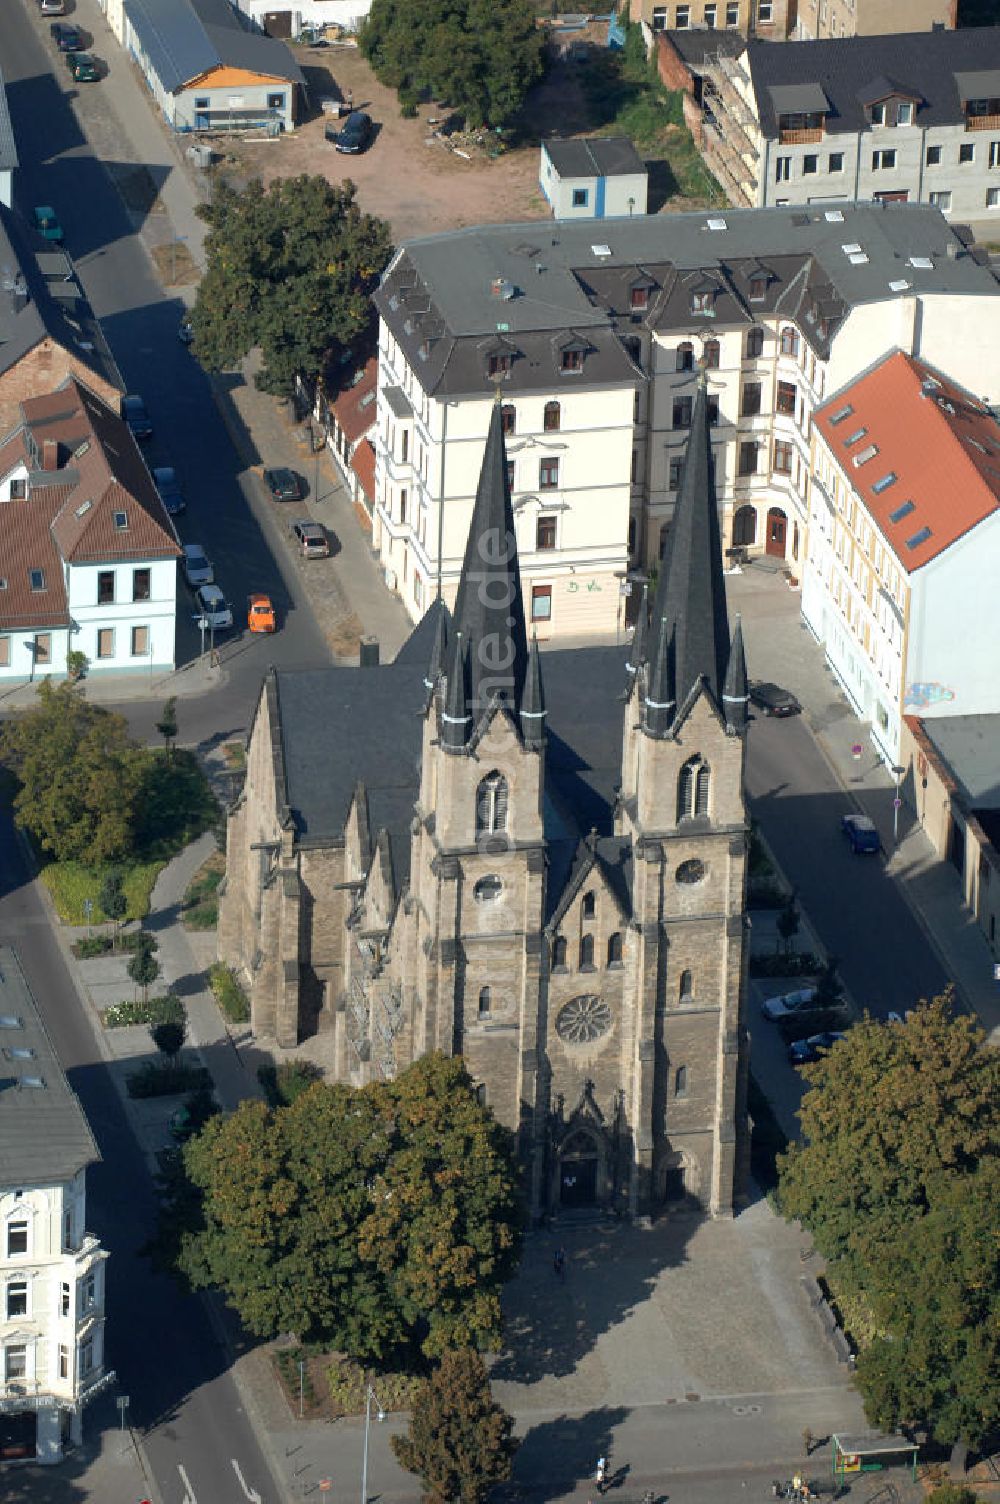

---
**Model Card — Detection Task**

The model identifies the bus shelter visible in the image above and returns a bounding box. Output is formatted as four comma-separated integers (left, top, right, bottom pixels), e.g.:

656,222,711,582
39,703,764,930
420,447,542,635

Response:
831,1435,918,1482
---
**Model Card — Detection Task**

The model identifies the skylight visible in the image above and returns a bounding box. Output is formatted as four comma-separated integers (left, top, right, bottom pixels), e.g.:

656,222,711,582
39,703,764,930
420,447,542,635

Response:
872,472,898,493
29,568,45,591
830,404,854,425
889,500,916,524
74,499,92,518
591,244,612,258
849,252,870,266
844,427,869,446
889,279,910,292
852,444,879,467
825,209,845,222
906,526,932,549
113,510,128,530
706,216,728,231
908,256,934,270
0,1016,22,1029
841,243,862,256
19,1076,45,1090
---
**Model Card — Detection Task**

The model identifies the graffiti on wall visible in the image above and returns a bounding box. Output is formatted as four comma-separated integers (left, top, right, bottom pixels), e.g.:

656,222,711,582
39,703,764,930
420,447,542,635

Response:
904,682,956,710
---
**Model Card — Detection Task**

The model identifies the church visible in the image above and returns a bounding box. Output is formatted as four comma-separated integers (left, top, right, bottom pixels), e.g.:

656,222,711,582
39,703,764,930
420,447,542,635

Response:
218,378,751,1217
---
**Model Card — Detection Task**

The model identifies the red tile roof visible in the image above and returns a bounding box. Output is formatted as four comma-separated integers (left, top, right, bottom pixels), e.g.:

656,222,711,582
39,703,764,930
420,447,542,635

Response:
815,352,1000,572
350,437,376,502
332,358,378,445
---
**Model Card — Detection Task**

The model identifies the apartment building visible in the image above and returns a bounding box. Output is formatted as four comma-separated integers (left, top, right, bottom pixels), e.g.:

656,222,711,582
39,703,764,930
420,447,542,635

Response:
0,948,111,1464
372,203,1000,639
803,351,1000,766
700,27,1000,217
629,0,951,38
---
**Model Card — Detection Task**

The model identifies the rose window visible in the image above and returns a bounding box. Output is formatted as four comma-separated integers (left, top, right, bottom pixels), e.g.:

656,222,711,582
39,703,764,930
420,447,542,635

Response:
555,995,612,1044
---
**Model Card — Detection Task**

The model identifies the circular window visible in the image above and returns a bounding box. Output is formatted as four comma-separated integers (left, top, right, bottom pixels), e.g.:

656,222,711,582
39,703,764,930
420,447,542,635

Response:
473,874,503,905
676,858,707,885
555,995,612,1044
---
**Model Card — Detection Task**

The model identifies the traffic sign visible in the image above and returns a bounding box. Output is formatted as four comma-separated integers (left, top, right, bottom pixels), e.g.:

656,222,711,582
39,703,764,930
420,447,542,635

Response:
319,1482,333,1493
893,797,902,809
851,743,863,760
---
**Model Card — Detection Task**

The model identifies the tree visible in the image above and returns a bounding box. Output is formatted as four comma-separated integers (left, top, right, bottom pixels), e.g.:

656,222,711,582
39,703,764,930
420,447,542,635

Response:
778,995,999,1267
99,868,127,946
128,938,161,1005
174,1054,523,1362
360,0,544,129
776,890,800,956
190,176,392,397
152,1019,186,1061
392,1347,517,1504
156,697,178,759
0,681,145,863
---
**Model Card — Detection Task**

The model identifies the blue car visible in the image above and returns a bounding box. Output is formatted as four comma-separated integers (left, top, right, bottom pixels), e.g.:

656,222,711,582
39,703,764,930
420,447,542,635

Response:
789,1031,846,1065
841,812,880,854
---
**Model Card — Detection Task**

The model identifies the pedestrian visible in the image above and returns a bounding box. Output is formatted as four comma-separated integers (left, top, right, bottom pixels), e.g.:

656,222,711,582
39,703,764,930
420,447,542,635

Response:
596,1457,608,1495
554,1246,566,1280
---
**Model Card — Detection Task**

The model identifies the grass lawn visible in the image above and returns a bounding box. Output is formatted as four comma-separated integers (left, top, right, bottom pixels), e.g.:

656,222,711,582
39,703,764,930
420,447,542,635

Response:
182,848,225,930
42,860,162,925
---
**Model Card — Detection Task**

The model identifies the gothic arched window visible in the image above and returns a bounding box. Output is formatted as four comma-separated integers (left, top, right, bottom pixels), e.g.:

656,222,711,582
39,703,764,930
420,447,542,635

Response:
696,762,711,817
476,771,508,836
674,1065,688,1097
579,934,594,969
552,936,568,970
478,987,491,1017
679,969,694,1002
582,890,596,919
607,932,623,967
677,757,710,821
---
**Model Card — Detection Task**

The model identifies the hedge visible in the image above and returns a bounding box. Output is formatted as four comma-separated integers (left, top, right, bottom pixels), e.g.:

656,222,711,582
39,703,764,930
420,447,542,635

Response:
126,1063,212,1098
208,962,250,1024
103,996,185,1029
748,952,820,979
73,930,159,960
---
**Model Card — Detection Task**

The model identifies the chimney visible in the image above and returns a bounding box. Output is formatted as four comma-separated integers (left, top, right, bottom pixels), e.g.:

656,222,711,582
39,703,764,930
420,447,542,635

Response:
946,242,960,260
359,635,380,667
41,439,60,471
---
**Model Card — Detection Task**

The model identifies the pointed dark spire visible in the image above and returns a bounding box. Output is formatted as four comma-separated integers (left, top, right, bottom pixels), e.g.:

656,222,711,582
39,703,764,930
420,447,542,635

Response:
643,616,675,738
450,400,529,719
424,599,449,692
519,634,546,749
650,375,731,708
626,583,649,676
722,615,749,734
441,629,470,753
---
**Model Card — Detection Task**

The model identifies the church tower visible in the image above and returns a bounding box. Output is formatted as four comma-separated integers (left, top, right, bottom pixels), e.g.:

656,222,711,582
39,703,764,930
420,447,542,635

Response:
410,401,549,1189
618,376,750,1216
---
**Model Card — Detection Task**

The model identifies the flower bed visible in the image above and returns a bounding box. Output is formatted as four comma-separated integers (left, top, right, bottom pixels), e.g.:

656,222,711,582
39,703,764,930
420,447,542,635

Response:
104,996,185,1029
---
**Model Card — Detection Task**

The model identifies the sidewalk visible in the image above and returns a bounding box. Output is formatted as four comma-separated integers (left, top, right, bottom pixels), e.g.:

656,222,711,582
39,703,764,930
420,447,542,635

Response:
728,563,1000,1043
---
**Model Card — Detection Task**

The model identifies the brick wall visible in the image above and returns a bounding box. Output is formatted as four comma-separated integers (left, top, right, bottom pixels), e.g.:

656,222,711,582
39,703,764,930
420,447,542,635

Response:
0,342,121,438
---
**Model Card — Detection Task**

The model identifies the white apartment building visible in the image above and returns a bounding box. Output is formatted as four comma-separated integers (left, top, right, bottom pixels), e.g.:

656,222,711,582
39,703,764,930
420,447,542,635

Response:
803,351,1000,766
701,27,1000,219
0,947,111,1464
0,377,180,682
372,203,1000,638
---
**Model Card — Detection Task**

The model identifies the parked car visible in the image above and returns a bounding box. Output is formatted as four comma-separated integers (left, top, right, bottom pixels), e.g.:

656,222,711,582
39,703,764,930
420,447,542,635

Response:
65,51,99,81
841,812,880,855
32,205,63,243
263,467,302,503
248,593,276,633
749,681,801,718
327,110,372,154
761,986,818,1022
39,0,66,15
291,519,330,558
195,584,233,630
182,543,214,587
152,465,186,517
50,21,84,49
122,394,152,441
788,1031,846,1066
177,318,194,345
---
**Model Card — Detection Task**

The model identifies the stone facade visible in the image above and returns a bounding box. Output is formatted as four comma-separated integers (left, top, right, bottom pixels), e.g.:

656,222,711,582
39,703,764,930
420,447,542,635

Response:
219,391,750,1218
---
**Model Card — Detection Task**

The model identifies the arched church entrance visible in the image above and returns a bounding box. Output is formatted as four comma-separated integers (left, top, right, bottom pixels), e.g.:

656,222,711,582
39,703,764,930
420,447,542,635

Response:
558,1130,599,1207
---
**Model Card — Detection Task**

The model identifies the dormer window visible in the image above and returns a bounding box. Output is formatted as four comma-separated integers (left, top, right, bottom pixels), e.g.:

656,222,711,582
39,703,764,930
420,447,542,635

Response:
870,102,885,125
113,510,128,530
691,290,715,316
629,283,651,311
29,568,45,592
561,348,583,372
750,277,766,301
488,352,512,379
8,479,27,500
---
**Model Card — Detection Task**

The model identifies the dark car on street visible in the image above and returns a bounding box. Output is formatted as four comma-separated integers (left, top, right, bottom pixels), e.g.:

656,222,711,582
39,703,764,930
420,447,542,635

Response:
263,467,302,503
50,21,84,49
122,394,152,441
749,680,801,717
65,51,99,80
841,812,880,855
789,1031,846,1065
327,110,372,154
152,465,186,518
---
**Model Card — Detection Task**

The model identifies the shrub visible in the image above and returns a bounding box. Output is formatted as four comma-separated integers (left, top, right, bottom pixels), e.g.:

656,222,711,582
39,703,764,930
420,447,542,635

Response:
185,902,218,930
41,860,161,924
152,1019,187,1060
208,962,250,1023
326,1357,421,1416
126,1062,211,1098
257,1058,323,1107
73,935,113,959
749,952,820,979
103,996,185,1029
748,877,788,910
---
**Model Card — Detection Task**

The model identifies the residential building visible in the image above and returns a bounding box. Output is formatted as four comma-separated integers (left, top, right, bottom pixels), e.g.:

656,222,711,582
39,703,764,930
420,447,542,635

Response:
699,27,1000,216
117,0,304,132
0,209,122,441
324,358,378,528
899,713,1000,963
630,0,953,38
804,351,1000,767
371,203,1000,637
0,377,181,682
539,138,648,220
0,947,111,1464
218,388,751,1218
224,0,370,38
0,72,17,211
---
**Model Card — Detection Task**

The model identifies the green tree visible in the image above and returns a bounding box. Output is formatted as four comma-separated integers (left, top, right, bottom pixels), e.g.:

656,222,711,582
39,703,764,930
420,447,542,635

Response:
156,696,178,759
99,868,127,946
0,681,145,863
778,995,998,1267
152,1018,186,1061
360,0,544,128
776,890,800,956
190,175,392,397
392,1347,517,1504
174,1055,523,1362
128,938,161,1005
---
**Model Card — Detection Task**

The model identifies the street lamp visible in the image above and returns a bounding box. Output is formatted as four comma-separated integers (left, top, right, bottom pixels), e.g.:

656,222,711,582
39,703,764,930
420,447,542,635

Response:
360,1383,386,1504
892,764,905,846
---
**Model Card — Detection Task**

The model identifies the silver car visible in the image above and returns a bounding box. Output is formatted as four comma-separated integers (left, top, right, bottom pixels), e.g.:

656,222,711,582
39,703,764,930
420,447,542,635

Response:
182,543,213,587
195,584,233,630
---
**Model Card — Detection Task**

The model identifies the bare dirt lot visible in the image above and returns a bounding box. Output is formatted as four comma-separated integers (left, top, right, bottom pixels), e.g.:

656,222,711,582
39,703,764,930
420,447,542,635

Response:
215,38,714,244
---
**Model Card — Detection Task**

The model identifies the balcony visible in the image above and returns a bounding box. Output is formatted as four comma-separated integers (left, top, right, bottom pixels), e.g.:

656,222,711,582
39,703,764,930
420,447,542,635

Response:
779,127,823,144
